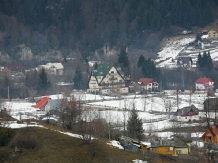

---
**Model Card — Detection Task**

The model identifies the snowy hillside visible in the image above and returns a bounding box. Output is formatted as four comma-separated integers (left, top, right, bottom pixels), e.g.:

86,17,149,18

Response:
156,34,218,68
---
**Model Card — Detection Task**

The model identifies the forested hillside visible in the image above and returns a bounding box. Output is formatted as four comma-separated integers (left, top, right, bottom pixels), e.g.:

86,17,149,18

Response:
0,0,217,63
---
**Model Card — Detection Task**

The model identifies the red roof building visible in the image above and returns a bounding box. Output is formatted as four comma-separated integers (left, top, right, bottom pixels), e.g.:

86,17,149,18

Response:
138,78,159,91
195,77,214,91
34,97,51,110
202,125,218,144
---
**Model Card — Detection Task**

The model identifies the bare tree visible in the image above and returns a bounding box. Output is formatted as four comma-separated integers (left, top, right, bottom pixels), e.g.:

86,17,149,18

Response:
58,94,82,130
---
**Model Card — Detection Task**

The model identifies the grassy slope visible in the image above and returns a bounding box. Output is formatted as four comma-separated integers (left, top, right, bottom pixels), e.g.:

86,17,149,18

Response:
11,126,147,163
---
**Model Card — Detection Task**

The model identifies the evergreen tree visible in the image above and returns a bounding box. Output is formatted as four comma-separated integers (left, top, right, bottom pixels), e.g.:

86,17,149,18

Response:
127,109,144,140
197,52,202,70
137,55,146,68
138,56,161,80
39,67,51,93
118,48,130,75
197,51,213,71
73,66,83,90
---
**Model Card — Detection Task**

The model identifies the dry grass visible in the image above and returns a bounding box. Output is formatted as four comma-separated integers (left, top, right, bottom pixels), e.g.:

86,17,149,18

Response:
10,126,145,163
9,125,178,163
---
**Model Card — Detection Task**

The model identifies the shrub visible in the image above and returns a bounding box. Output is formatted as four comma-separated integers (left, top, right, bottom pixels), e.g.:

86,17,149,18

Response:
12,130,38,149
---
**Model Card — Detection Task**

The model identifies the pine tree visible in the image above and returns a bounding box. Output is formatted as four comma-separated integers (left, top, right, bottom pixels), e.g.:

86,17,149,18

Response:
127,109,144,140
73,66,83,90
197,52,202,70
117,48,130,75
137,55,146,68
39,67,51,93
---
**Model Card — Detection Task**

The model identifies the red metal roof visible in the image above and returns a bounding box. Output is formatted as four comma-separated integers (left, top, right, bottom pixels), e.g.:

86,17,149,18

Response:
210,126,218,135
34,97,51,109
138,78,155,86
195,78,213,84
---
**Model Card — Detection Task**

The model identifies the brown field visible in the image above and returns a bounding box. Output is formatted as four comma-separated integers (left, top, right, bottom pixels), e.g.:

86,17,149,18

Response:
10,125,172,163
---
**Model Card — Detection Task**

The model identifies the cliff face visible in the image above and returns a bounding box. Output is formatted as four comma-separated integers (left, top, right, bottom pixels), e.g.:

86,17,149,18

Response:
0,0,217,65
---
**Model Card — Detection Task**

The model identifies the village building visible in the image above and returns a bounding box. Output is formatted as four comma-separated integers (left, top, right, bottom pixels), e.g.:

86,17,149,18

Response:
138,78,159,92
87,64,128,95
38,62,64,75
150,135,191,156
176,105,198,117
177,56,193,68
202,125,218,145
208,29,218,39
195,77,214,91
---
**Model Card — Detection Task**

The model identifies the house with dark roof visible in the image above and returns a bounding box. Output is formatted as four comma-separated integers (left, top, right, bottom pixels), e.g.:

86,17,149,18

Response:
175,105,198,117
87,64,128,95
202,125,218,144
208,29,218,38
138,78,159,92
150,136,190,156
195,77,214,91
177,57,193,68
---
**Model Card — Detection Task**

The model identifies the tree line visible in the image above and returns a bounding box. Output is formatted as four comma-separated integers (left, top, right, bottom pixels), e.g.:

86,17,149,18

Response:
0,0,217,60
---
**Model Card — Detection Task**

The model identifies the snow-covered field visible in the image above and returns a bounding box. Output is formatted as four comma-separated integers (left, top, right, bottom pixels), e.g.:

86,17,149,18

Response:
0,91,212,140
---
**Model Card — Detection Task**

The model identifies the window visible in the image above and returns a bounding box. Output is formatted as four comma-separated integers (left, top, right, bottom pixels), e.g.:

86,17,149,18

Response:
176,150,182,155
166,148,169,152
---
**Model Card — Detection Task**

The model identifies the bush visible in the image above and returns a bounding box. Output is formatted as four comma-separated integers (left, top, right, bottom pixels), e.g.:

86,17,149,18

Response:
12,130,38,149
0,147,10,162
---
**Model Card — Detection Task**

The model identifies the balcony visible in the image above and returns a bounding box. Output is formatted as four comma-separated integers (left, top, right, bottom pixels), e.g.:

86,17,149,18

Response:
109,77,117,80
100,81,125,86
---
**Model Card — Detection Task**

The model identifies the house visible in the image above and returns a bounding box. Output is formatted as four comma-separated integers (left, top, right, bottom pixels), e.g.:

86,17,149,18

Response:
176,105,198,117
138,78,159,92
208,29,218,38
202,30,208,35
202,125,218,144
177,57,193,67
34,97,51,113
5,63,23,72
195,77,214,91
150,136,190,156
38,62,64,75
87,64,128,95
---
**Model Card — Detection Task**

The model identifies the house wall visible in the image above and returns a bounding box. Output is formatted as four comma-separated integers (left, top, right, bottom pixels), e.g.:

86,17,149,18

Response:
157,146,175,156
196,83,205,90
196,82,214,90
202,131,215,143
175,147,189,155
89,76,99,90
117,87,129,94
208,29,218,38
101,67,125,89
44,103,50,113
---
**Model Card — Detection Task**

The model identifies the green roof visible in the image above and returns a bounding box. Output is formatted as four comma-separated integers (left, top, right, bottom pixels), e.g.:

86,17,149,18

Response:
93,64,113,76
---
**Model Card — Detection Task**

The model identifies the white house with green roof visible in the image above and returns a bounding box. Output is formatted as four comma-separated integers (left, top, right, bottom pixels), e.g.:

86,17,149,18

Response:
87,64,128,95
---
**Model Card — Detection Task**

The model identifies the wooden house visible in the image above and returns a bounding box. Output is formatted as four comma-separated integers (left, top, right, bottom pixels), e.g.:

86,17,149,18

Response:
202,125,218,144
150,136,191,156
